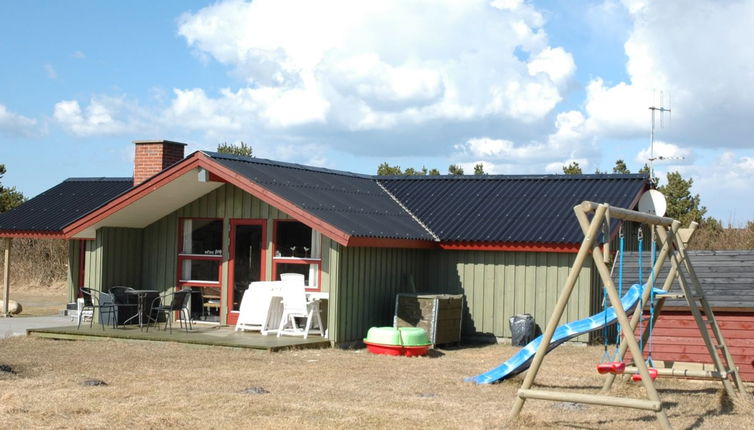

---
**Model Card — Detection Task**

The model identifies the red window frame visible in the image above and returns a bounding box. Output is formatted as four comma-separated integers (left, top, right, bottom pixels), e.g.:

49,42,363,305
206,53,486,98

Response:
228,218,267,321
271,219,321,291
176,217,224,289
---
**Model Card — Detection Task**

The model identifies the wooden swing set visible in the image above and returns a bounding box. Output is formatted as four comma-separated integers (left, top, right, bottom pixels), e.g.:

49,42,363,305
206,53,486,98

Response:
510,201,750,430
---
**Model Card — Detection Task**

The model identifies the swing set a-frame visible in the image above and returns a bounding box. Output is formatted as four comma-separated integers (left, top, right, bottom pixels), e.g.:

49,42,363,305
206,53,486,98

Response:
510,201,750,430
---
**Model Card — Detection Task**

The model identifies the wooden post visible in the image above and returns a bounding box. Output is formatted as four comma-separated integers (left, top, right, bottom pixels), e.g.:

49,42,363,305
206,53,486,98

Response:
510,204,606,419
2,238,11,317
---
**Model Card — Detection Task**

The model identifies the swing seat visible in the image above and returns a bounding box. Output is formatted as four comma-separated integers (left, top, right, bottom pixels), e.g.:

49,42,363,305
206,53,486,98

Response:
631,368,658,382
596,361,626,374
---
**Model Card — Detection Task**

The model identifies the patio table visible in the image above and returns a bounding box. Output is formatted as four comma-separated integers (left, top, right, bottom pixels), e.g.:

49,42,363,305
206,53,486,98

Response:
125,289,159,330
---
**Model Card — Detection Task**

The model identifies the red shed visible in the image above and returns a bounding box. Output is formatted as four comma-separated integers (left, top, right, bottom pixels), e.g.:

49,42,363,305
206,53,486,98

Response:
623,250,754,381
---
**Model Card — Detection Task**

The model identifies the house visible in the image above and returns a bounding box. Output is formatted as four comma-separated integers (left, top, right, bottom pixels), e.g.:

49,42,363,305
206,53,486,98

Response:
622,250,754,382
0,140,648,345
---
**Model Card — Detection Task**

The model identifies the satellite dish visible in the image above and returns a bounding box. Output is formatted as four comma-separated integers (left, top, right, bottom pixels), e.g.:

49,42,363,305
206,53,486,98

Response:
638,189,667,217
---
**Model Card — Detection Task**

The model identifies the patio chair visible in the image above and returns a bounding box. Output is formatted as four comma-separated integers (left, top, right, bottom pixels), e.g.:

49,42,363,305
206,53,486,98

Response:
78,287,117,331
147,288,193,334
108,286,138,328
276,282,323,339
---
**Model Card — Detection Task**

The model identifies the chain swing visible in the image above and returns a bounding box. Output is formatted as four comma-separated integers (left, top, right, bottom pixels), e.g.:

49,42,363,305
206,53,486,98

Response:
596,217,626,375
632,225,659,382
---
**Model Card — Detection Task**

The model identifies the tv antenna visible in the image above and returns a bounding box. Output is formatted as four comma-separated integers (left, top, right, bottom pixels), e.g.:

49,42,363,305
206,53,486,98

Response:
648,90,672,185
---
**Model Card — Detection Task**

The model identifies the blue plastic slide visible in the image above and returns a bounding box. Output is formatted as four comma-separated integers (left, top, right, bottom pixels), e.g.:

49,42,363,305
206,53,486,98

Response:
467,284,664,384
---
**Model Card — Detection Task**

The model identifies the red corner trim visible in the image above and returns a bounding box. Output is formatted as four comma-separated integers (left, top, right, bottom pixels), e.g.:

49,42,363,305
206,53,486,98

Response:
346,237,438,249
439,241,580,253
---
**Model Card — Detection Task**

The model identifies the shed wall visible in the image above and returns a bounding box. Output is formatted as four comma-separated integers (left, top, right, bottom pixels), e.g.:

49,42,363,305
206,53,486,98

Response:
628,311,754,382
83,227,143,291
424,250,595,341
333,246,427,344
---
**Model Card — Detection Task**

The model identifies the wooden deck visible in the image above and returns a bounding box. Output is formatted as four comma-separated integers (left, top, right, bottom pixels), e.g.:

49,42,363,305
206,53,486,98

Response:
26,324,331,351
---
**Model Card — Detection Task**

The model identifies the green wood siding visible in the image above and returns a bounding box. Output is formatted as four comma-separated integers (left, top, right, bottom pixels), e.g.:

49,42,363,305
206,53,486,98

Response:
424,250,595,341
83,228,143,291
67,240,80,302
333,246,426,344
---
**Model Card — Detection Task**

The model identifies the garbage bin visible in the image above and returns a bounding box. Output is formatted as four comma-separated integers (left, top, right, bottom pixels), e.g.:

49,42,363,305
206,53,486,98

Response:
509,313,536,346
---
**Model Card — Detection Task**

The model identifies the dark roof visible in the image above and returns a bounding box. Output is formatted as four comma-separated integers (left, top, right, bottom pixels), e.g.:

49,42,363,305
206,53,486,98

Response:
0,152,648,245
0,178,132,233
621,250,754,310
207,152,434,240
379,174,647,243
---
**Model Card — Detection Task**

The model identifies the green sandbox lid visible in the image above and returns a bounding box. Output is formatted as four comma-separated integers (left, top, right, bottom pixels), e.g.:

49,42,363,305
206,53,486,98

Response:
364,326,430,346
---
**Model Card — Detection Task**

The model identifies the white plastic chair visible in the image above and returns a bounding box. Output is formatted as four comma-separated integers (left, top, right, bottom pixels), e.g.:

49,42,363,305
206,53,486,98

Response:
276,282,323,339
280,272,305,285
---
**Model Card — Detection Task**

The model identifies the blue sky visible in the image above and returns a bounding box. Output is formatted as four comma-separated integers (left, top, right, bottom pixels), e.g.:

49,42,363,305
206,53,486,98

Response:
1,0,753,224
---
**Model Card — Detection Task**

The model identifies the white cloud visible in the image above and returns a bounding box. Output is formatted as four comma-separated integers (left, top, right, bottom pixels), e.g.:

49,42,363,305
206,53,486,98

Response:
582,0,754,148
635,140,692,166
453,110,595,171
677,151,754,224
72,50,86,59
53,96,150,137
174,0,575,134
0,104,41,137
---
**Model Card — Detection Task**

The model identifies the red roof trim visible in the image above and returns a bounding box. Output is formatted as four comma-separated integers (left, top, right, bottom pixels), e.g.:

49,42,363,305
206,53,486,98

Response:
439,241,580,253
61,152,354,246
198,153,352,246
63,155,205,237
0,230,67,239
346,237,438,249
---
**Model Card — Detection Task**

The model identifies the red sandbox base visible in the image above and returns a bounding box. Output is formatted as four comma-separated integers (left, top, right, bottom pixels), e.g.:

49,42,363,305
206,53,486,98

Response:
364,341,429,357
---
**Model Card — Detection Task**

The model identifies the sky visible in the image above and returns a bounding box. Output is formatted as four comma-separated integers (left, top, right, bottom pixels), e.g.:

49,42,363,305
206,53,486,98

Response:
1,0,753,224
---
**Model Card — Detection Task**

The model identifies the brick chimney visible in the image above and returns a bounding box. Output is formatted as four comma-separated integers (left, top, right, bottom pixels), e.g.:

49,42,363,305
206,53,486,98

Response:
133,140,187,186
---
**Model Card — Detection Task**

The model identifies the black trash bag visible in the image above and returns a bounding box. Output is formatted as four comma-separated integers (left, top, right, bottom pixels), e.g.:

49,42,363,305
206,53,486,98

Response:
509,313,536,346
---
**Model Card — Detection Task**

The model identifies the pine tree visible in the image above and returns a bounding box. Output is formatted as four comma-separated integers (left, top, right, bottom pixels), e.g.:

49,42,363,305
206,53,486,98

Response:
562,161,582,175
0,164,25,213
658,171,707,226
473,163,486,175
612,159,630,174
448,164,464,175
217,141,253,157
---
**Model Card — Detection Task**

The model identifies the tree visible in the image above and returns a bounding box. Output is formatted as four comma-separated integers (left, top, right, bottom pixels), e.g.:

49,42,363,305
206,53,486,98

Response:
404,167,428,176
638,163,659,184
448,164,464,175
427,168,441,176
612,159,630,174
0,164,25,213
594,168,608,174
377,162,403,175
217,141,253,157
562,161,582,175
473,163,487,175
657,171,707,226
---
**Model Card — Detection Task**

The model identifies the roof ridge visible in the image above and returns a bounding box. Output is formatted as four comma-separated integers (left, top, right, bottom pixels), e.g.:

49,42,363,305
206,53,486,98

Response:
203,151,373,179
378,173,648,181
375,179,440,242
64,177,133,182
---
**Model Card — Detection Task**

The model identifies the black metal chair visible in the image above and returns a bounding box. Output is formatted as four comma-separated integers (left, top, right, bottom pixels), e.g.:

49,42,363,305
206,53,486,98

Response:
147,288,193,334
108,286,138,328
78,287,116,330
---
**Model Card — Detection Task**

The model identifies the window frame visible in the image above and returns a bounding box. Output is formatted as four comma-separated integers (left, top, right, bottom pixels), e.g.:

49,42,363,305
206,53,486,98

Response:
272,219,322,291
176,217,224,288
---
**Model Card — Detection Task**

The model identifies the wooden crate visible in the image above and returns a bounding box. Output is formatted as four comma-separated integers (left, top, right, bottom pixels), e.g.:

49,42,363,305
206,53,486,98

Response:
394,293,464,347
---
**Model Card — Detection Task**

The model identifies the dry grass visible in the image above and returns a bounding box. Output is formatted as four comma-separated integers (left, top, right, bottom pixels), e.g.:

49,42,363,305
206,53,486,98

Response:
3,284,68,317
0,338,751,429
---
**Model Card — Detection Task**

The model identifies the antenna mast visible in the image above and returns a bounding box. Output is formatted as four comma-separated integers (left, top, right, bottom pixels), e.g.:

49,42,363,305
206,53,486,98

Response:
648,90,671,186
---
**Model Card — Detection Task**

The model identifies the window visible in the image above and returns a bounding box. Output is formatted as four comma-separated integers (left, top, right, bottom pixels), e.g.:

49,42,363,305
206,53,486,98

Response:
178,219,223,285
273,221,321,289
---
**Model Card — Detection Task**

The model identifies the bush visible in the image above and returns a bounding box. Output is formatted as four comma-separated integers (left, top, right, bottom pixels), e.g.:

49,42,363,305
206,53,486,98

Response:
0,239,68,286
